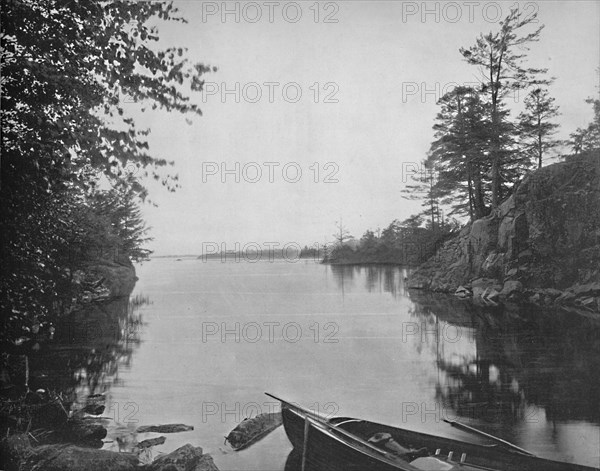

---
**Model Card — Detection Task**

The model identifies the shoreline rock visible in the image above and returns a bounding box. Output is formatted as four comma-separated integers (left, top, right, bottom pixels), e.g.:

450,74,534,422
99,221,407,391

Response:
2,434,220,471
148,444,218,471
408,153,600,315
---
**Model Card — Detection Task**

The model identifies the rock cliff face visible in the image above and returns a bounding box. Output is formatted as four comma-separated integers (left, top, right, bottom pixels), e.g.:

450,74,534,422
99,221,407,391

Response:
409,152,600,312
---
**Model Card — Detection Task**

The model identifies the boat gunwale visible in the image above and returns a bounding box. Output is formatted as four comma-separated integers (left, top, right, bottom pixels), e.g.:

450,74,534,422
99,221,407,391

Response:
306,416,423,470
268,393,600,471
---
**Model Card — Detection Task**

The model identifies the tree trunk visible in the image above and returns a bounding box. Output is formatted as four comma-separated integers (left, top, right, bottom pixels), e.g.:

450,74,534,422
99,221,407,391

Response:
537,115,543,168
467,162,474,221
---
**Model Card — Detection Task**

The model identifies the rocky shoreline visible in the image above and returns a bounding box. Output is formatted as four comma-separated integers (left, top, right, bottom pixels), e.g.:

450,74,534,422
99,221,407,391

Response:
3,432,218,471
408,153,600,314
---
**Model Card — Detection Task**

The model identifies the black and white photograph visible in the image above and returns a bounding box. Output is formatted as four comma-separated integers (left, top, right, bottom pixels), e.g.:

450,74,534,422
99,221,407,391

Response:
1,1,599,470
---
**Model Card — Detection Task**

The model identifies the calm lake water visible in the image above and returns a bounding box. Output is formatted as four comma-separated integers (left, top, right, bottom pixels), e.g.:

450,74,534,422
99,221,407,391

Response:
35,258,600,469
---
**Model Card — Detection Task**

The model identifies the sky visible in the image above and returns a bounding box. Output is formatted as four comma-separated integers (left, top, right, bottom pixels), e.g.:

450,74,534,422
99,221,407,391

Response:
127,1,600,255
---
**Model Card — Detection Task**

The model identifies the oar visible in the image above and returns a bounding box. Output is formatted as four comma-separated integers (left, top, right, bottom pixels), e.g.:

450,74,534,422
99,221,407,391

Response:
443,419,535,457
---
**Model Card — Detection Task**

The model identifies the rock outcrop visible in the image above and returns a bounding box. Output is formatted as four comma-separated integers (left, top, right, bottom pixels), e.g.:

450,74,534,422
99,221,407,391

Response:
409,152,600,312
82,258,138,299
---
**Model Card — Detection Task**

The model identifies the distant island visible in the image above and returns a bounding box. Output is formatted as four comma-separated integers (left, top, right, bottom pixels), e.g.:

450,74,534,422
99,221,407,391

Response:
197,246,324,262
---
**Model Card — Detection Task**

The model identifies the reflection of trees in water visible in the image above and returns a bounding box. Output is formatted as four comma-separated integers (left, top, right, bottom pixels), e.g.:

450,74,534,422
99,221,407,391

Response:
27,294,150,402
435,358,527,423
329,265,355,301
408,292,600,424
330,265,356,284
365,266,379,292
329,264,407,298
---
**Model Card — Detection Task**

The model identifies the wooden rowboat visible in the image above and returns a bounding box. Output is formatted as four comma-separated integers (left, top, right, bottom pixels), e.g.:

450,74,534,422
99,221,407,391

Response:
266,393,598,471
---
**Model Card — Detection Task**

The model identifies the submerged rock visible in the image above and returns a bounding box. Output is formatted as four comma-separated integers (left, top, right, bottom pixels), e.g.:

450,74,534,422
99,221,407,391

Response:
225,412,282,451
137,424,194,434
136,436,167,450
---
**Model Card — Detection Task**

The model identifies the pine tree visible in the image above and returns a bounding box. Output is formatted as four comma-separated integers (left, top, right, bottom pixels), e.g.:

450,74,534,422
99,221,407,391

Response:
460,7,549,208
428,86,491,220
518,88,561,168
401,160,442,229
569,97,600,154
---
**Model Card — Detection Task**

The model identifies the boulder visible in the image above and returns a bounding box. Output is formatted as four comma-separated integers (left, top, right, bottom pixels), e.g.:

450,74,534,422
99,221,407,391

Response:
149,444,204,471
64,417,108,443
83,394,106,415
23,445,138,471
500,280,523,300
72,394,106,417
471,278,499,300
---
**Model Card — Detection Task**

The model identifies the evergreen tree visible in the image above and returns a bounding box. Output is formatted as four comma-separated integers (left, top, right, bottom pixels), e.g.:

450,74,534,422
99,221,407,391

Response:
428,86,491,220
518,88,561,168
401,159,443,229
569,97,600,154
460,7,549,208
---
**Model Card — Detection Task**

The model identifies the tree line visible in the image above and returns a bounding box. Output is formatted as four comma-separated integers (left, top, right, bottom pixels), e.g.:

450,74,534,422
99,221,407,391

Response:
1,1,212,344
412,8,599,223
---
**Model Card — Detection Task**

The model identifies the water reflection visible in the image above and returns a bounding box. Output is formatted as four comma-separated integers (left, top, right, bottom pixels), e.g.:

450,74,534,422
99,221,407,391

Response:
329,264,410,298
70,260,596,469
27,294,149,406
285,265,600,469
325,261,600,428
408,290,600,426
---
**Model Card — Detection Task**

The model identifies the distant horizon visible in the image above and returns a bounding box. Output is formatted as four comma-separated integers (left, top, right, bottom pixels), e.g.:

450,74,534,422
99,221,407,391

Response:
150,239,351,258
